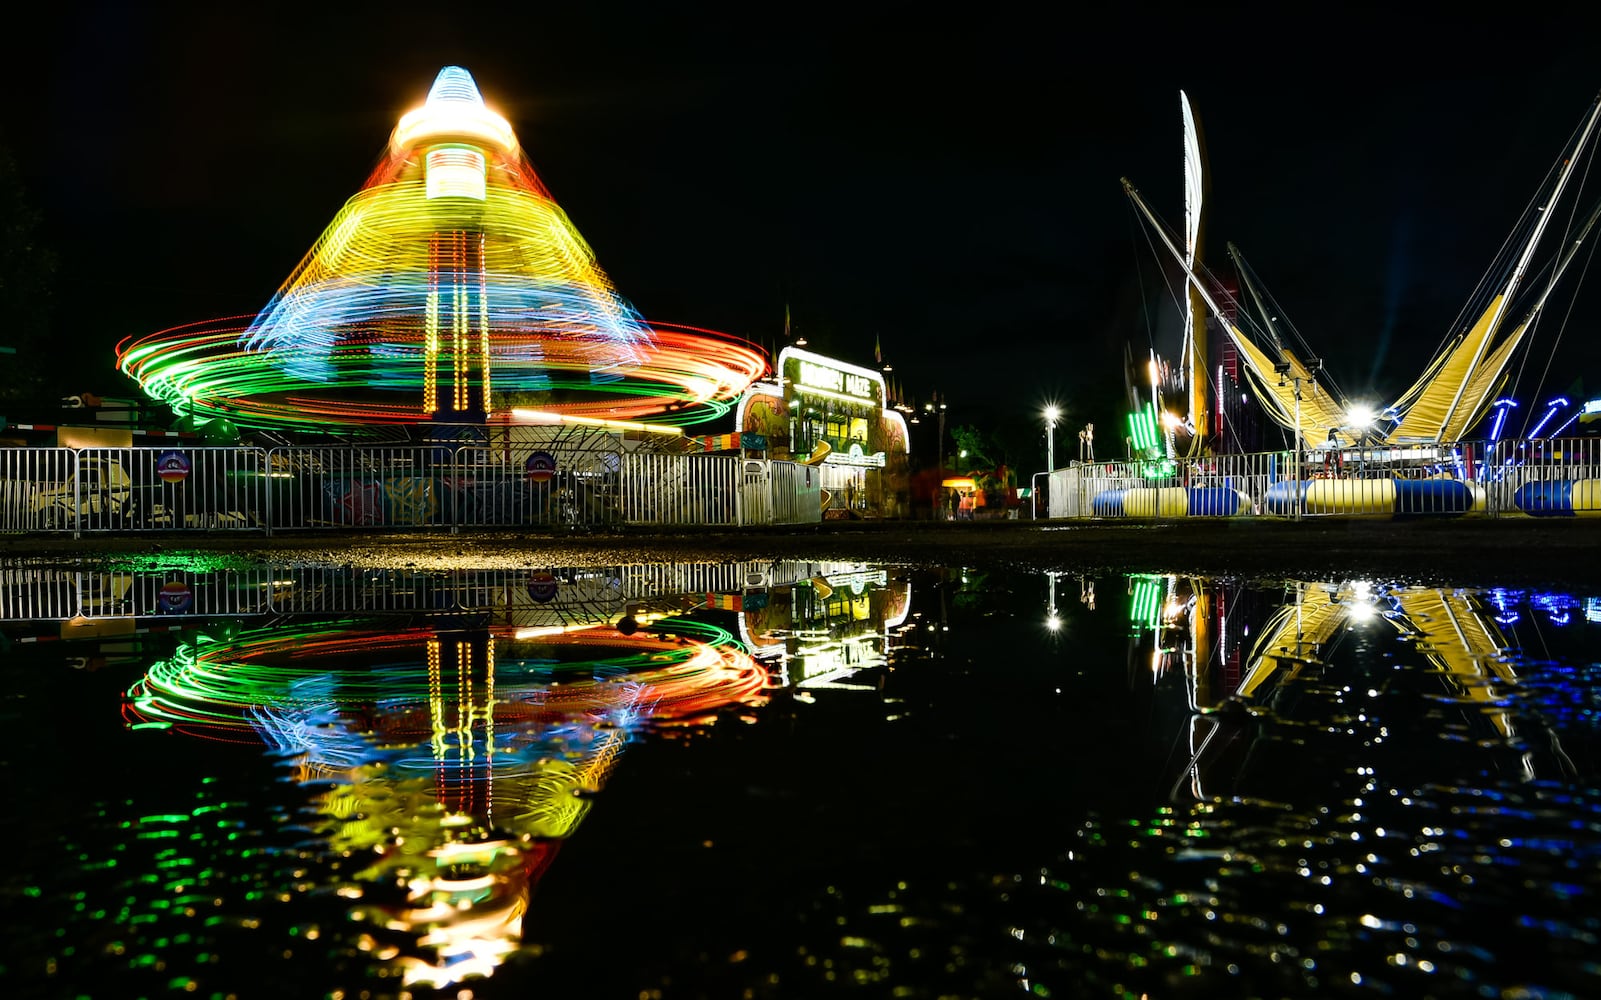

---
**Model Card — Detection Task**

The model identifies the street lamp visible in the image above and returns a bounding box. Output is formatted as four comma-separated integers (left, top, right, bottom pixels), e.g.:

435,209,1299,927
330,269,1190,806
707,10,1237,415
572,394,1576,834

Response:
1034,405,1060,522
924,396,947,471
1043,405,1059,472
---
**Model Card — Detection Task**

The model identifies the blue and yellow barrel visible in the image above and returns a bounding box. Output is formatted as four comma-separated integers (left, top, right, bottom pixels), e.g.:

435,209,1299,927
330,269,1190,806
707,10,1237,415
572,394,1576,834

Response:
1512,479,1601,516
1262,477,1484,516
1091,485,1252,518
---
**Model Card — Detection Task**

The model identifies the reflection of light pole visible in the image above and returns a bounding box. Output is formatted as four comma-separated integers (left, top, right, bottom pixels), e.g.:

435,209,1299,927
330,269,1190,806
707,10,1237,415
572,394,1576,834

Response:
1045,570,1060,631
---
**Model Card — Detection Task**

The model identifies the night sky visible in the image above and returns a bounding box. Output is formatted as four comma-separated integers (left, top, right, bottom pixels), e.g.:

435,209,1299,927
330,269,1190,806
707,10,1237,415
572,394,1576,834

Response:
5,4,1599,448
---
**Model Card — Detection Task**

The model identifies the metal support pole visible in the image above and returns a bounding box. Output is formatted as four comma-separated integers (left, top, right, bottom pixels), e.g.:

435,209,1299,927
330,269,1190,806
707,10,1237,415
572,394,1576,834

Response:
1293,382,1303,522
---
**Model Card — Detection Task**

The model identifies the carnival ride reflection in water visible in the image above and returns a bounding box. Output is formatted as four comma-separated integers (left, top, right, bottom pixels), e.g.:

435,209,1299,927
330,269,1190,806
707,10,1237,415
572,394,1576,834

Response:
1083,571,1579,802
99,557,912,990
120,603,766,986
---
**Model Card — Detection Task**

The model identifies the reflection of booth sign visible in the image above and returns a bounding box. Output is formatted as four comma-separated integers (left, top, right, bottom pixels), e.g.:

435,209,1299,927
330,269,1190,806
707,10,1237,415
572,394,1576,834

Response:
156,450,191,484
524,451,557,483
157,581,193,614
527,572,559,603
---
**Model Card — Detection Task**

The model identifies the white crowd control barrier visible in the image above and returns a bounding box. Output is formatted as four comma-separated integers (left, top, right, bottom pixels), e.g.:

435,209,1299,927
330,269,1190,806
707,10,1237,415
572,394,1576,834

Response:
0,444,826,533
14,435,1596,533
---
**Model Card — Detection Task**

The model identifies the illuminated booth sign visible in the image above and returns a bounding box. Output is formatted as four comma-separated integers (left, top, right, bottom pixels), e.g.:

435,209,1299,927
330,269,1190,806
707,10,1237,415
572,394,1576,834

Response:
779,348,887,466
797,361,878,402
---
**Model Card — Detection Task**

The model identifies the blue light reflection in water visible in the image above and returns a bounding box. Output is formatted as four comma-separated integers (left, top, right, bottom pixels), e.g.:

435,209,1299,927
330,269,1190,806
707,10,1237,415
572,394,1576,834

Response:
2,561,1599,998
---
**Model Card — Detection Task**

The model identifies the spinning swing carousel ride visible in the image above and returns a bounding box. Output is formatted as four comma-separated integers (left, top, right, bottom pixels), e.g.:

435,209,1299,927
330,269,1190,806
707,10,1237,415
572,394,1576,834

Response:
115,67,767,437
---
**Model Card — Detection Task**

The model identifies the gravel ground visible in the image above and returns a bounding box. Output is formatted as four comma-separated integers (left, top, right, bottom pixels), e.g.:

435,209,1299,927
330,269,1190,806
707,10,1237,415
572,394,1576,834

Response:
3,517,1600,587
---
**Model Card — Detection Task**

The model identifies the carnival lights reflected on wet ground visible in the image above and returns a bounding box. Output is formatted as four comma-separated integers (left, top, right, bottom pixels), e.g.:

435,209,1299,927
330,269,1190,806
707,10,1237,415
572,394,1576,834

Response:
4,559,1600,997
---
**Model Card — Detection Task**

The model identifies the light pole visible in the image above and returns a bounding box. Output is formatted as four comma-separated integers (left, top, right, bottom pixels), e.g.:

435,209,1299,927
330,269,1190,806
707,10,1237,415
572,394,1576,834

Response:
1041,405,1059,520
924,395,948,519
1044,405,1059,473
1276,360,1320,522
924,396,947,470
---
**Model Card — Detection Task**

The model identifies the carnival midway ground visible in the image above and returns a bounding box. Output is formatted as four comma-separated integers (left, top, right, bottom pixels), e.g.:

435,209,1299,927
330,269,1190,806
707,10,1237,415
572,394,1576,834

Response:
5,515,1600,589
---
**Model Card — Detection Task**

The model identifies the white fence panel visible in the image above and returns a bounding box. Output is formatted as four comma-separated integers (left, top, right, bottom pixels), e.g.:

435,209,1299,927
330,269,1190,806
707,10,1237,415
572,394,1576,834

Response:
0,448,77,532
739,460,772,526
7,435,1595,531
448,446,622,530
769,461,823,525
1050,443,1495,521
1493,436,1601,517
0,567,83,619
619,453,740,526
266,446,452,530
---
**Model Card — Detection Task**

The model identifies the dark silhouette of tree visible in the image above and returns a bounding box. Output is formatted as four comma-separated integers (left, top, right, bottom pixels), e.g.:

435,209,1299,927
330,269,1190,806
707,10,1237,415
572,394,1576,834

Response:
949,424,992,473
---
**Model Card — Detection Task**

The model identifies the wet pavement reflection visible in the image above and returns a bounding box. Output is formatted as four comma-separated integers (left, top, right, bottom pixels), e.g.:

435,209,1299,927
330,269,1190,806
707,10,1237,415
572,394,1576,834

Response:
3,558,1599,998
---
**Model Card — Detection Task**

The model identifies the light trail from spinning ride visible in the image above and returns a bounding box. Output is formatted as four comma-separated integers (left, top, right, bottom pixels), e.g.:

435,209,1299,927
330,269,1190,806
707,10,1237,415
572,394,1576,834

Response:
116,66,766,431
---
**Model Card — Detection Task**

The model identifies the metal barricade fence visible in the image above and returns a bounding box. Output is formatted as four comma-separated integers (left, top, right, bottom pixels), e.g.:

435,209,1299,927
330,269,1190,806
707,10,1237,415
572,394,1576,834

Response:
269,443,630,531
0,445,783,532
1280,443,1467,517
12,437,1600,531
617,561,769,597
449,446,622,530
264,566,520,615
116,568,281,617
818,462,853,516
3,447,271,533
0,566,86,619
108,446,269,531
769,460,823,525
1491,436,1601,516
267,445,456,530
0,448,77,532
2,562,892,624
739,460,773,526
1051,441,1503,520
619,452,741,527
1,566,278,621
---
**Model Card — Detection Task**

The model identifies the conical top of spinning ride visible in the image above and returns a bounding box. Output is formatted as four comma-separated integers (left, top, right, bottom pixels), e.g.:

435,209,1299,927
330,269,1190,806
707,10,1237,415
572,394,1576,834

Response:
118,66,765,430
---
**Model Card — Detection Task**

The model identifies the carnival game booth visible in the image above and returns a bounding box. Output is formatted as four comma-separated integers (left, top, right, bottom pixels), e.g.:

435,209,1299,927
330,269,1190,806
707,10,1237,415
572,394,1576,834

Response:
735,347,911,519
